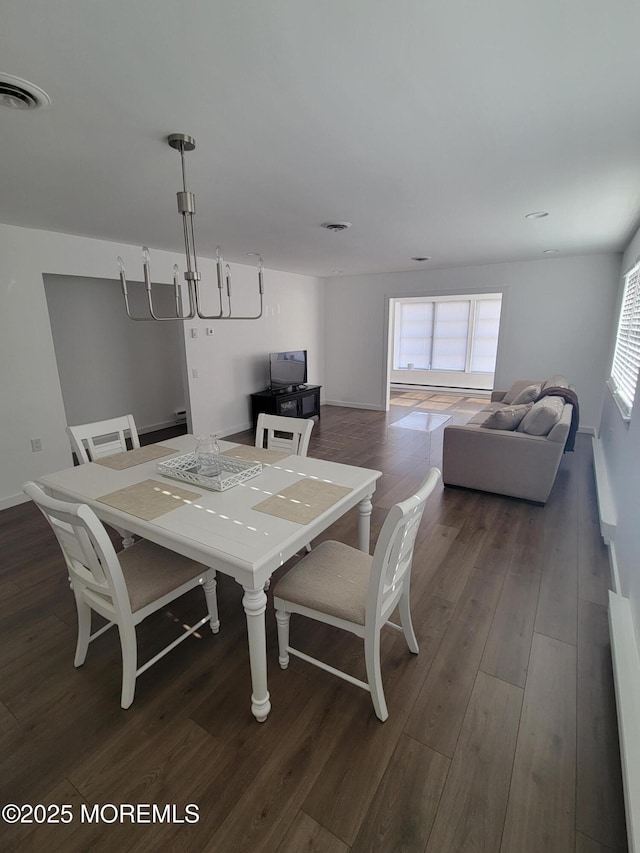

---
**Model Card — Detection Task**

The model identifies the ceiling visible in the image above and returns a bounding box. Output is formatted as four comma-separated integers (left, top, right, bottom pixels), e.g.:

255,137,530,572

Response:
3,0,640,278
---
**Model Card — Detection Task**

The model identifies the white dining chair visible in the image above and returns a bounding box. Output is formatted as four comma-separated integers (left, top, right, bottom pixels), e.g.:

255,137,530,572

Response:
66,415,140,547
23,481,220,710
256,412,315,562
273,467,441,721
66,414,140,464
255,413,314,457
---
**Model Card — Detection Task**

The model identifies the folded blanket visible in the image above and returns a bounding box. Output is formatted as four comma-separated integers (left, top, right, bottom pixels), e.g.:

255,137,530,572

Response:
537,386,579,452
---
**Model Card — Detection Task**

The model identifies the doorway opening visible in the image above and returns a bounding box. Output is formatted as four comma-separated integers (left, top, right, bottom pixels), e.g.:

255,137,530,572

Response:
389,292,502,394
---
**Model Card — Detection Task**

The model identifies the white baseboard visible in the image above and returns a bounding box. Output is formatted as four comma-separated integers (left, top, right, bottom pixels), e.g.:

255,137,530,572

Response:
0,492,30,511
609,591,640,853
218,421,253,438
323,400,386,411
138,419,183,435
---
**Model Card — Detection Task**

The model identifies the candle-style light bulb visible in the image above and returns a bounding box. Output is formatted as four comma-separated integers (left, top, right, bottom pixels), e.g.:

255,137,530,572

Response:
173,264,180,279
258,255,264,294
142,246,151,266
216,246,224,290
117,256,126,274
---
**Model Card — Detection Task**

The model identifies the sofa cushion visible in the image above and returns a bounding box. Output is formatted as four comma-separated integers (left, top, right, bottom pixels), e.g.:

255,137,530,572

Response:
510,382,543,405
503,379,543,404
517,396,565,436
481,403,533,431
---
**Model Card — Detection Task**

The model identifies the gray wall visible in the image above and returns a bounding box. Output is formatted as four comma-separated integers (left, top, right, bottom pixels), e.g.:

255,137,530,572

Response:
44,274,186,432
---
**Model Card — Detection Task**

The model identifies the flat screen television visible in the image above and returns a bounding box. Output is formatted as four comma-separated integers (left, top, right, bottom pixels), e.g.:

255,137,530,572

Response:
269,350,307,390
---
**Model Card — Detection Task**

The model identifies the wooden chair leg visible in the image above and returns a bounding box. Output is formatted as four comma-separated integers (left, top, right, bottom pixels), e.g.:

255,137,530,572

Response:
398,584,419,654
365,631,388,722
118,622,138,709
275,610,290,669
73,592,92,667
203,571,220,634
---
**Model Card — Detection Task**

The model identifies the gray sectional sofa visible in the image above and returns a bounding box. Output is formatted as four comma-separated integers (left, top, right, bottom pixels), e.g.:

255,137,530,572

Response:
442,374,576,503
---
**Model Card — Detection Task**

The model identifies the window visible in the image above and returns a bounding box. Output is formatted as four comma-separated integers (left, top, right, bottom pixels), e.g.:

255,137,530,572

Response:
610,261,640,418
393,294,502,375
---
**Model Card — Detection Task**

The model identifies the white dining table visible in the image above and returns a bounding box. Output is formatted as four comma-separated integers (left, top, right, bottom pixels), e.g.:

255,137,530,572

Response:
37,434,382,722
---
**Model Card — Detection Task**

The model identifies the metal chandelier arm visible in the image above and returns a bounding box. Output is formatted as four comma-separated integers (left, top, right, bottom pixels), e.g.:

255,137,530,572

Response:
195,255,264,320
144,250,197,321
118,253,196,321
118,258,154,322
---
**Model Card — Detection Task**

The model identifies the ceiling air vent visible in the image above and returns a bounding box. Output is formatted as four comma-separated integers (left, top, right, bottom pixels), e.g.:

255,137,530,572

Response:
0,74,51,110
322,221,352,232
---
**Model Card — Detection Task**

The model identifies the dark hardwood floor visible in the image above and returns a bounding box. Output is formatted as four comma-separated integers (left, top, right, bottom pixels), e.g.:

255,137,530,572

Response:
0,402,627,851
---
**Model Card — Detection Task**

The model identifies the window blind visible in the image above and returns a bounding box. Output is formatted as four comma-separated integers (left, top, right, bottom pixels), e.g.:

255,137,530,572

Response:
470,298,502,373
610,262,640,418
432,300,470,371
396,302,433,369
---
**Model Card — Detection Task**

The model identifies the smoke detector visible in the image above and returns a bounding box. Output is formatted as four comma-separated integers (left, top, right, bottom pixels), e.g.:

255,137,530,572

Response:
0,74,51,110
321,221,352,232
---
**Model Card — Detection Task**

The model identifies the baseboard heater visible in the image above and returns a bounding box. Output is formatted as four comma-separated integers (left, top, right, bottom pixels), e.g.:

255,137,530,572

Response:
592,436,617,545
609,592,640,852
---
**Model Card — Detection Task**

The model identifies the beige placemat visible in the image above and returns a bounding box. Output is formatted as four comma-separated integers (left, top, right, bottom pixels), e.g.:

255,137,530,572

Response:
94,445,178,470
253,478,352,525
223,445,290,465
97,479,201,521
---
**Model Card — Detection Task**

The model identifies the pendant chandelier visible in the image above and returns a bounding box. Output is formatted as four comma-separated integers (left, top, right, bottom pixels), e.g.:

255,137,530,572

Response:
117,133,264,321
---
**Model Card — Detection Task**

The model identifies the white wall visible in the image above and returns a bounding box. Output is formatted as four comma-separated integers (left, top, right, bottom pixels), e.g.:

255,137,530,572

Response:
44,274,186,432
599,226,640,645
0,223,323,509
184,264,324,437
324,254,621,428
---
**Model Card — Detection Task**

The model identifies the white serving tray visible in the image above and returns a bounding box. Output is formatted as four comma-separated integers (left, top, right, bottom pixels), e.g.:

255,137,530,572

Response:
157,452,262,492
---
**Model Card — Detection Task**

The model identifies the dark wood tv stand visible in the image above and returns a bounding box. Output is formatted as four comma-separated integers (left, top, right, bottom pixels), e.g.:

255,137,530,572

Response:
250,385,321,428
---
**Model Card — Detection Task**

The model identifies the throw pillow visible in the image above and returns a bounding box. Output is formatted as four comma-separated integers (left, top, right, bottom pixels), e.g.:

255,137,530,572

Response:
510,382,543,406
517,396,564,436
502,379,543,404
481,403,533,431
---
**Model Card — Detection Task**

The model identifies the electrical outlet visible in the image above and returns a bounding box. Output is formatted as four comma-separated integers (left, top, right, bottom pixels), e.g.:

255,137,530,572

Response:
206,327,214,336
31,438,42,452
191,368,199,379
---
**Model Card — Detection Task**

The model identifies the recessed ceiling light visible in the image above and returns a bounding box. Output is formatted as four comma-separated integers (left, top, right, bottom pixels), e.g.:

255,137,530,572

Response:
321,221,352,232
411,256,432,262
246,251,261,256
0,73,51,110
525,211,549,219
543,249,559,254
